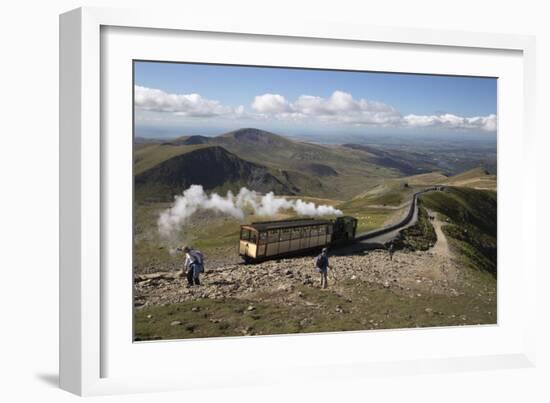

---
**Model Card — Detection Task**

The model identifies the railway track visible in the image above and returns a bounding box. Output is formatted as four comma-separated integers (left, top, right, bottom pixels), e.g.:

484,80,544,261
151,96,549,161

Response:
354,187,442,246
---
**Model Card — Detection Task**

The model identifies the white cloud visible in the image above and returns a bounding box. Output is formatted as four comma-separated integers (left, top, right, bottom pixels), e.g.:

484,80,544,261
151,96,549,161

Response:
135,85,497,133
467,114,497,132
251,90,402,125
251,90,496,132
293,91,361,116
251,93,292,114
134,85,244,118
403,113,497,132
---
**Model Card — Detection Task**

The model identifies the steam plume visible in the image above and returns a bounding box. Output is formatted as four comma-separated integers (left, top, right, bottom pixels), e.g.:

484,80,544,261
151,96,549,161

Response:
158,185,342,238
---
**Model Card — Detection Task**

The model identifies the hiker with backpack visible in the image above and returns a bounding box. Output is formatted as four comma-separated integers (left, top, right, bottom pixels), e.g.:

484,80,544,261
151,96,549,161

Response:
314,247,331,289
180,246,204,287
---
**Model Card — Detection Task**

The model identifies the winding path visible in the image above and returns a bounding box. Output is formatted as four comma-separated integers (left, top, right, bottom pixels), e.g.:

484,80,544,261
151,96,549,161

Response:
427,209,451,257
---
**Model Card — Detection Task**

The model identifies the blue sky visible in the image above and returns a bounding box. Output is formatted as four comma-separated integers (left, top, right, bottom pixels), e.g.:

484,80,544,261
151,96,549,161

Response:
134,61,497,139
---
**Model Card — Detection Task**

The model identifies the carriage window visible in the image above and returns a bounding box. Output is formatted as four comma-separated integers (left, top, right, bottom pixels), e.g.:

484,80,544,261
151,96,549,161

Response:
310,226,319,237
280,228,291,241
250,231,258,243
259,232,267,244
267,229,280,243
291,228,301,239
327,224,333,234
240,229,250,241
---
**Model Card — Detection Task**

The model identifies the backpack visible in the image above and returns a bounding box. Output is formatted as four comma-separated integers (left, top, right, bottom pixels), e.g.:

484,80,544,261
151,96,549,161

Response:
315,254,327,270
190,250,204,272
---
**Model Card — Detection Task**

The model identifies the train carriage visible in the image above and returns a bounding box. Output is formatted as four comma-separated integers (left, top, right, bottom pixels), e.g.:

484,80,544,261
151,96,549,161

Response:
239,216,357,263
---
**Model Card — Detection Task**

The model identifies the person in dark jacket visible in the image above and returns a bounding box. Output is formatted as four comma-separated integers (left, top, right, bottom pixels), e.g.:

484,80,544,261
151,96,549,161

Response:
314,247,330,289
387,241,395,261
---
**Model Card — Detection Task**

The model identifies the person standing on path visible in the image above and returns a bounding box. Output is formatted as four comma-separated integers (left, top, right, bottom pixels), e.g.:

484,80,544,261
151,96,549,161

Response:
388,241,395,261
179,246,203,287
314,247,331,289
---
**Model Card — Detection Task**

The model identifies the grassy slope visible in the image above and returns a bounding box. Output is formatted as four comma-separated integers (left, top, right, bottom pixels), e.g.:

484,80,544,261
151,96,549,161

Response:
352,181,415,205
395,168,496,192
135,279,496,340
341,168,496,237
135,145,298,203
421,187,497,275
403,172,449,186
217,139,399,200
395,204,437,251
337,198,404,233
134,143,211,175
443,167,497,190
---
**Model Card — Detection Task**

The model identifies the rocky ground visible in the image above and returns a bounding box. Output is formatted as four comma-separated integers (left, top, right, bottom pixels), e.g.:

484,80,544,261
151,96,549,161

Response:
135,249,464,308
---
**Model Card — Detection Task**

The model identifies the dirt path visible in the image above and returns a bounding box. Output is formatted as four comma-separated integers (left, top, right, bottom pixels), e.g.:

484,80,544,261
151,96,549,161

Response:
428,209,451,258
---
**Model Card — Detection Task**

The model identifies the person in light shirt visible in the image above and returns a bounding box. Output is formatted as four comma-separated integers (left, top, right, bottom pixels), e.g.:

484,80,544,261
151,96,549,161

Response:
179,246,204,287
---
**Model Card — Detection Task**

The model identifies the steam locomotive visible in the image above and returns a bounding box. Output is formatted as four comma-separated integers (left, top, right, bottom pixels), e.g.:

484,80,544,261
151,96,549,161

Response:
238,216,357,263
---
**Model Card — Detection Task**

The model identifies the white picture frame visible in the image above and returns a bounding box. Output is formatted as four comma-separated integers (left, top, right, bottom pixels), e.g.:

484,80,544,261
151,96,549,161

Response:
59,6,537,396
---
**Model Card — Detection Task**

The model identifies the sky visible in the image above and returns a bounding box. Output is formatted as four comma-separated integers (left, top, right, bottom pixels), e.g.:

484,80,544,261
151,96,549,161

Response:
134,61,497,140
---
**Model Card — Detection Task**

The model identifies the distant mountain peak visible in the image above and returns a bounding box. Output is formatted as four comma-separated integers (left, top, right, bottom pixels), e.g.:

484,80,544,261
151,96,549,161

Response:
221,128,290,144
165,135,211,146
181,135,210,145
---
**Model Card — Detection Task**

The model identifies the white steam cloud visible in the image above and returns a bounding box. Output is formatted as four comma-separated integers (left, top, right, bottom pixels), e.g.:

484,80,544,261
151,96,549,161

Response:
158,185,343,238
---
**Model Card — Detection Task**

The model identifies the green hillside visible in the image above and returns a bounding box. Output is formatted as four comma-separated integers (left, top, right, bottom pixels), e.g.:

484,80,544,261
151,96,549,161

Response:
135,146,295,203
134,128,400,201
421,187,497,275
134,143,211,175
210,129,402,199
443,167,497,190
342,143,440,175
